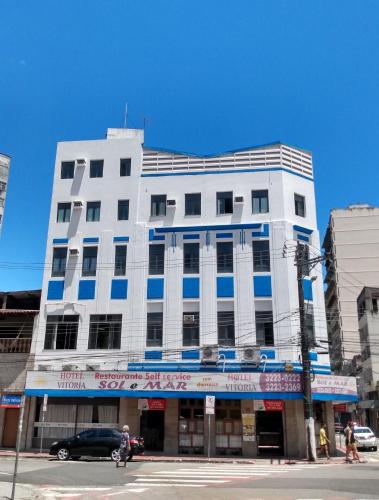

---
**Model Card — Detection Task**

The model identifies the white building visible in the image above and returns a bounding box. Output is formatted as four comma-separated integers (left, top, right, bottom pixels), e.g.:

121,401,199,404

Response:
357,287,379,435
0,152,10,232
25,128,356,457
323,205,379,373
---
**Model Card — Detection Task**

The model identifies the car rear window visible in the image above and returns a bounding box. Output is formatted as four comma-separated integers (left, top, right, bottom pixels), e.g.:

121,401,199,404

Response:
354,427,372,433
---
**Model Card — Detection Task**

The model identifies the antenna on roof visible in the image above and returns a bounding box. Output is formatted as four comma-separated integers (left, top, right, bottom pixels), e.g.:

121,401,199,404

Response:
123,103,128,128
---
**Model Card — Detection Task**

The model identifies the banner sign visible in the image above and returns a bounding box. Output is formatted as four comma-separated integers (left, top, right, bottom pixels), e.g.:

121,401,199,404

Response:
0,394,22,408
25,371,357,399
333,403,347,412
138,398,167,411
254,400,284,411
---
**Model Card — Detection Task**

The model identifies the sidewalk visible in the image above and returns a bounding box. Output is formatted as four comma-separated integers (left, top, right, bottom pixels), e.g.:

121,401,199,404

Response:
0,448,347,465
0,481,36,500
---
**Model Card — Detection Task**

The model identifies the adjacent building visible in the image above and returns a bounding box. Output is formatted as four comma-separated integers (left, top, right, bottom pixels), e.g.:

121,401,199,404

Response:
323,205,379,373
0,290,40,448
357,287,379,434
24,128,357,457
0,153,10,232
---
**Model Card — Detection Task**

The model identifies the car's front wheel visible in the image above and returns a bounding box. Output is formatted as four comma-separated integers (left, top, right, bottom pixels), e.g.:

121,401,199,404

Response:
57,448,70,461
110,448,120,462
372,446,377,452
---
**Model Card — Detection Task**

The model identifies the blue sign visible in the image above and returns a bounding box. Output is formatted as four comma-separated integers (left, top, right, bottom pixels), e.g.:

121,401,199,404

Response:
0,394,22,407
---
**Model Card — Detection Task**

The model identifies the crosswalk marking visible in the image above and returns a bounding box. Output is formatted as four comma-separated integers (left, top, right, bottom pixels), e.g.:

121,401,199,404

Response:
127,482,205,487
134,477,228,483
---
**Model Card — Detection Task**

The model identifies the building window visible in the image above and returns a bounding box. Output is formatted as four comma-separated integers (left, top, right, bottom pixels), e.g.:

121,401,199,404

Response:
117,200,129,221
90,160,103,178
149,244,165,275
183,312,199,346
61,161,75,179
253,240,270,272
298,243,310,276
252,190,269,214
57,202,71,223
88,314,122,349
114,245,127,276
185,193,201,216
151,195,167,217
217,191,233,214
217,242,233,273
44,315,79,350
120,158,131,176
52,247,67,277
183,243,199,274
147,312,163,347
86,201,101,222
294,194,306,217
82,247,98,276
255,311,274,346
217,311,235,346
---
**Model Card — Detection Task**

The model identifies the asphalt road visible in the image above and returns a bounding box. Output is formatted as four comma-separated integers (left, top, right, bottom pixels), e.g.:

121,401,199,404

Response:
0,455,379,500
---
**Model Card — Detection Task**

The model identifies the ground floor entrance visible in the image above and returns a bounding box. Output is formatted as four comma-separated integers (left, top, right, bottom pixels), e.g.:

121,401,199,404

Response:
1,408,19,447
140,410,165,451
256,410,284,456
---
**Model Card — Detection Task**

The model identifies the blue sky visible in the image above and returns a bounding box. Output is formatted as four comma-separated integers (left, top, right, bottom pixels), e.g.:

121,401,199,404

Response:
0,0,378,291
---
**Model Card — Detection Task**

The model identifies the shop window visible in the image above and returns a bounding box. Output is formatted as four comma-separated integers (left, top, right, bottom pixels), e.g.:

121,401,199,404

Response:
179,399,204,455
215,400,242,456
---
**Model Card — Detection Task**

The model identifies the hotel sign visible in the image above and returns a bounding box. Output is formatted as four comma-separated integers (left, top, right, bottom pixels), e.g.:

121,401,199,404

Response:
25,371,357,399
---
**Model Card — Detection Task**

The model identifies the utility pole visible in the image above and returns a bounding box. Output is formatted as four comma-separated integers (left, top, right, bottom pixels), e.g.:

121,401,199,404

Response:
296,242,317,462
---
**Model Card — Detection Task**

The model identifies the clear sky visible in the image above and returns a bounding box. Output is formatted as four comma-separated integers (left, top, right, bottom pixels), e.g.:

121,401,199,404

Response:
1,0,378,291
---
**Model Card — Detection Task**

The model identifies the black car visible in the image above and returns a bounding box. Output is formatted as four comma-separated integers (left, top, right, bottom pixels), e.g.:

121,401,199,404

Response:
49,428,144,461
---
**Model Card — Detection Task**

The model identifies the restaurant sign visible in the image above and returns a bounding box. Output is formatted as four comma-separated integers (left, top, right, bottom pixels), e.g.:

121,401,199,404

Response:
25,371,357,400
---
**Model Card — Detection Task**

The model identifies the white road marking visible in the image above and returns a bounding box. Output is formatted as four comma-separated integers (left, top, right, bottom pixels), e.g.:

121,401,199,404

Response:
150,471,269,476
0,471,12,475
106,489,148,496
39,487,112,491
135,477,228,483
127,482,205,487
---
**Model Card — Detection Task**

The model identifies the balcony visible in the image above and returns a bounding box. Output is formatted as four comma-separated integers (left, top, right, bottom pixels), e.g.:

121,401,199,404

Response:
0,337,32,353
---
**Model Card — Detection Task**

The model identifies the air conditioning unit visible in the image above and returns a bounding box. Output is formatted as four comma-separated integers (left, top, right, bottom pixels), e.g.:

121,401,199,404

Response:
242,347,261,365
69,248,79,256
183,314,195,324
166,199,176,207
201,345,218,364
234,196,244,204
62,364,80,371
86,365,100,371
38,365,51,372
73,200,83,209
75,158,87,168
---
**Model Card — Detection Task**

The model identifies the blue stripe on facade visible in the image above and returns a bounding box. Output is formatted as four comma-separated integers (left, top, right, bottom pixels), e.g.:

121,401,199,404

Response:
52,238,69,244
24,389,356,401
253,276,272,297
111,279,128,299
261,349,275,359
303,279,313,301
113,236,130,242
47,280,64,300
216,233,233,239
217,276,234,298
147,278,164,299
293,225,313,235
141,167,314,182
183,234,200,240
182,350,200,360
183,277,200,298
155,223,261,234
219,350,236,360
145,351,163,360
83,237,99,243
78,280,96,300
297,234,309,242
149,229,165,241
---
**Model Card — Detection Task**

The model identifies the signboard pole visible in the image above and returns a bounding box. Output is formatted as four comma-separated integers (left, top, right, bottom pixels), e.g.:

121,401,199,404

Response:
10,395,25,500
39,394,48,454
207,413,211,461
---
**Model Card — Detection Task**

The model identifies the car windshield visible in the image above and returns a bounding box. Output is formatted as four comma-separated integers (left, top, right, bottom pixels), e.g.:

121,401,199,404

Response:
354,428,372,433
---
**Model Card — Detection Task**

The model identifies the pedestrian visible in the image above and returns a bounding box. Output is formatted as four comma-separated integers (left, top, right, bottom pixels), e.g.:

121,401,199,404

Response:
344,421,353,462
116,425,130,468
348,422,361,463
319,424,330,459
